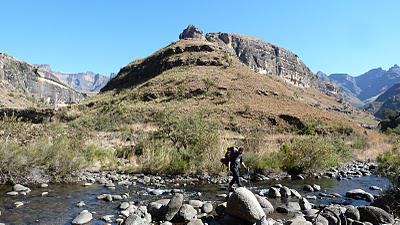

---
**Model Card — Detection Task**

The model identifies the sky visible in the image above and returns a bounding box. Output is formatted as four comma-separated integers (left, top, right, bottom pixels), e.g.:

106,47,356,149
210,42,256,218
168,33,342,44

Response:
1,0,399,76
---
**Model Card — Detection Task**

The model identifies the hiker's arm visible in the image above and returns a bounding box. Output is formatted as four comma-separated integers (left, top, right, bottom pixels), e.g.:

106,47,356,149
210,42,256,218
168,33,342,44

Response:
241,161,248,171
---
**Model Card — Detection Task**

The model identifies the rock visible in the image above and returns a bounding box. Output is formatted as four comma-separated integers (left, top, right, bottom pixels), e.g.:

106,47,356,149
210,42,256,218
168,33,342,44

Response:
120,202,130,210
160,222,173,225
187,219,204,225
189,200,204,208
121,210,130,218
175,204,197,222
162,193,183,221
321,206,346,225
255,194,274,214
83,182,93,186
13,184,29,192
369,186,382,191
306,195,317,200
40,183,48,188
357,206,394,225
76,201,86,208
280,186,291,198
150,189,164,196
147,202,163,221
299,198,312,210
303,185,314,192
344,205,360,221
101,215,114,223
179,25,204,40
268,187,281,198
143,176,151,183
284,216,312,225
345,189,374,202
220,214,248,225
6,191,19,196
41,192,49,196
226,187,265,223
72,210,93,225
304,215,329,225
291,189,302,198
201,202,213,214
123,206,151,225
276,202,301,214
14,201,24,208
312,184,321,191
215,202,227,216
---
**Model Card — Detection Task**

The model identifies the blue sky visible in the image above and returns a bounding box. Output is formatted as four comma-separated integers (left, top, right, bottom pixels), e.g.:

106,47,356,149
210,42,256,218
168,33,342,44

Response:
1,0,399,76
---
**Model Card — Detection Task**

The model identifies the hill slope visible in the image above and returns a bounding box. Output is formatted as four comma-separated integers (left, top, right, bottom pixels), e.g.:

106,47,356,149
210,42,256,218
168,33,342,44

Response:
366,83,400,118
0,53,84,108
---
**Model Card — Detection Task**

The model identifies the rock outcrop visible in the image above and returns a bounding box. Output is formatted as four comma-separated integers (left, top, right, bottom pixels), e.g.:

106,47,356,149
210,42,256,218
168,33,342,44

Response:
205,32,318,88
179,25,205,40
0,53,84,107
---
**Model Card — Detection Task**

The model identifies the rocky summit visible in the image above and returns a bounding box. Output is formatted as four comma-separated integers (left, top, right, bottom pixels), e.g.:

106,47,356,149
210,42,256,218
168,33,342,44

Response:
179,25,205,40
0,53,84,107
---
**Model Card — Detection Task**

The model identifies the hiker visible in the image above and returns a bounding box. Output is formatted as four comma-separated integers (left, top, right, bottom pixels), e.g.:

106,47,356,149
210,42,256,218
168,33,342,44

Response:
228,146,248,191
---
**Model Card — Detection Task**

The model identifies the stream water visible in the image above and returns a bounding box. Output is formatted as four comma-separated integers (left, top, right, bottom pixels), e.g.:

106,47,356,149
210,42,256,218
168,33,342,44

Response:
0,174,391,225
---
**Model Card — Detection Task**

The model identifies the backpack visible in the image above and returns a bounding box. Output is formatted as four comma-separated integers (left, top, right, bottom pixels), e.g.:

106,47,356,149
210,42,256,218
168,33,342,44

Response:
220,147,234,167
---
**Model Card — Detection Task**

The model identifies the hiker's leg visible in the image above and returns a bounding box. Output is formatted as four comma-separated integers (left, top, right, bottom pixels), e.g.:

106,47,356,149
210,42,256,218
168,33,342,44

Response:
232,168,241,187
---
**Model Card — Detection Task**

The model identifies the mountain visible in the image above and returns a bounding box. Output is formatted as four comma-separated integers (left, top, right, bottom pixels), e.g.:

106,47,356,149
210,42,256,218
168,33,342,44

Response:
328,65,400,106
97,25,373,136
366,83,400,118
0,53,84,108
35,64,111,93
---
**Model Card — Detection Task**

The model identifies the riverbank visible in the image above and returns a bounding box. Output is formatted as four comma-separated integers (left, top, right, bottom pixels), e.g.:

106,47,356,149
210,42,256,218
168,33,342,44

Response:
0,161,397,225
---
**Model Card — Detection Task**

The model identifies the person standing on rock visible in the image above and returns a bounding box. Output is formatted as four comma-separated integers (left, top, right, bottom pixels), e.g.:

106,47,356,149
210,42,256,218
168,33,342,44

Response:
228,146,248,191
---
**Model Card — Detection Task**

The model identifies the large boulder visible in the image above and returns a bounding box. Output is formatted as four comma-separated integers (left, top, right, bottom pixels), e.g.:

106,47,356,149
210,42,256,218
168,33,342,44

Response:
147,202,163,222
344,205,360,221
179,25,204,40
72,210,93,225
345,189,374,202
268,187,281,198
226,187,266,223
162,193,184,221
299,198,312,211
357,206,394,225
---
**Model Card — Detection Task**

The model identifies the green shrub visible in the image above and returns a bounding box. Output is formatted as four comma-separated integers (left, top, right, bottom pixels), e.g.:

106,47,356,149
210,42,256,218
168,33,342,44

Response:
134,112,223,174
277,136,352,174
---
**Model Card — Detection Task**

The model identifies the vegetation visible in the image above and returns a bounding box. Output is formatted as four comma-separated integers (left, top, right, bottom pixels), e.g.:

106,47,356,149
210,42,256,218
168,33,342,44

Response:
134,111,223,174
380,110,400,134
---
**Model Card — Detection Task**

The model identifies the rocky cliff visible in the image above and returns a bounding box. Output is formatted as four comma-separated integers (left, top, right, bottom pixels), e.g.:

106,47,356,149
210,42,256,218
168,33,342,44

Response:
0,53,84,107
36,64,111,93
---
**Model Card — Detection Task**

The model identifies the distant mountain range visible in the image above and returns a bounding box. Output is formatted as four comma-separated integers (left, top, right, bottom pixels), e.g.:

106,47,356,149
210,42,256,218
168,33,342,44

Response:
319,65,400,118
35,64,113,93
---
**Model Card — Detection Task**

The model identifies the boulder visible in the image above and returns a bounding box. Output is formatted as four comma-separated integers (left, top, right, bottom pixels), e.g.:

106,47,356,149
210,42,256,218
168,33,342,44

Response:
284,216,312,225
175,204,197,222
162,193,183,221
357,206,394,225
255,194,274,214
344,205,360,221
291,189,302,198
189,200,204,208
226,187,266,223
303,185,314,192
72,210,93,225
215,202,227,216
201,202,213,214
123,206,151,225
179,25,204,40
187,219,204,225
147,202,163,222
268,187,281,198
299,198,312,211
13,184,29,192
280,186,292,198
345,189,374,202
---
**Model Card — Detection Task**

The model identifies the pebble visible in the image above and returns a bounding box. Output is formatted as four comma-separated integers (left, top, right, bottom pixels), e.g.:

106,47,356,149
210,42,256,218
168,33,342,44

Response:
120,202,130,210
6,191,19,196
72,210,93,225
41,192,49,196
101,215,114,223
76,201,86,207
14,201,24,208
83,183,93,186
40,183,49,188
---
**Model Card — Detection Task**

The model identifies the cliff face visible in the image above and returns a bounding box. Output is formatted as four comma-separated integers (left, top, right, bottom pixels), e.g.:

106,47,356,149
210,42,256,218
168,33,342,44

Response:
205,32,318,88
0,53,84,107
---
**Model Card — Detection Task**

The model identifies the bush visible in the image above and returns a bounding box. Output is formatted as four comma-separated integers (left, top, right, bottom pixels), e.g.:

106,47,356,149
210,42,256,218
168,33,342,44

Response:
277,136,352,174
134,112,223,174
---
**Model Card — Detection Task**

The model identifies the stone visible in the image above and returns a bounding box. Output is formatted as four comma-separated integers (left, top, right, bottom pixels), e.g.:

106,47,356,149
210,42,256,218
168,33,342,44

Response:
14,201,24,208
41,192,49,196
6,191,18,196
268,187,281,198
215,202,227,216
175,204,197,221
369,186,382,191
76,201,86,207
162,193,183,221
312,184,321,191
13,184,29,192
72,210,93,225
344,205,360,221
179,25,204,40
120,202,130,210
189,200,204,208
147,202,163,222
255,194,274,214
299,198,312,210
226,187,265,223
303,185,314,192
284,216,312,225
101,215,114,223
40,183,48,188
345,189,374,202
160,222,173,225
280,186,292,198
201,202,213,214
187,219,204,225
357,206,394,225
121,210,130,218
291,189,302,198
123,206,151,225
